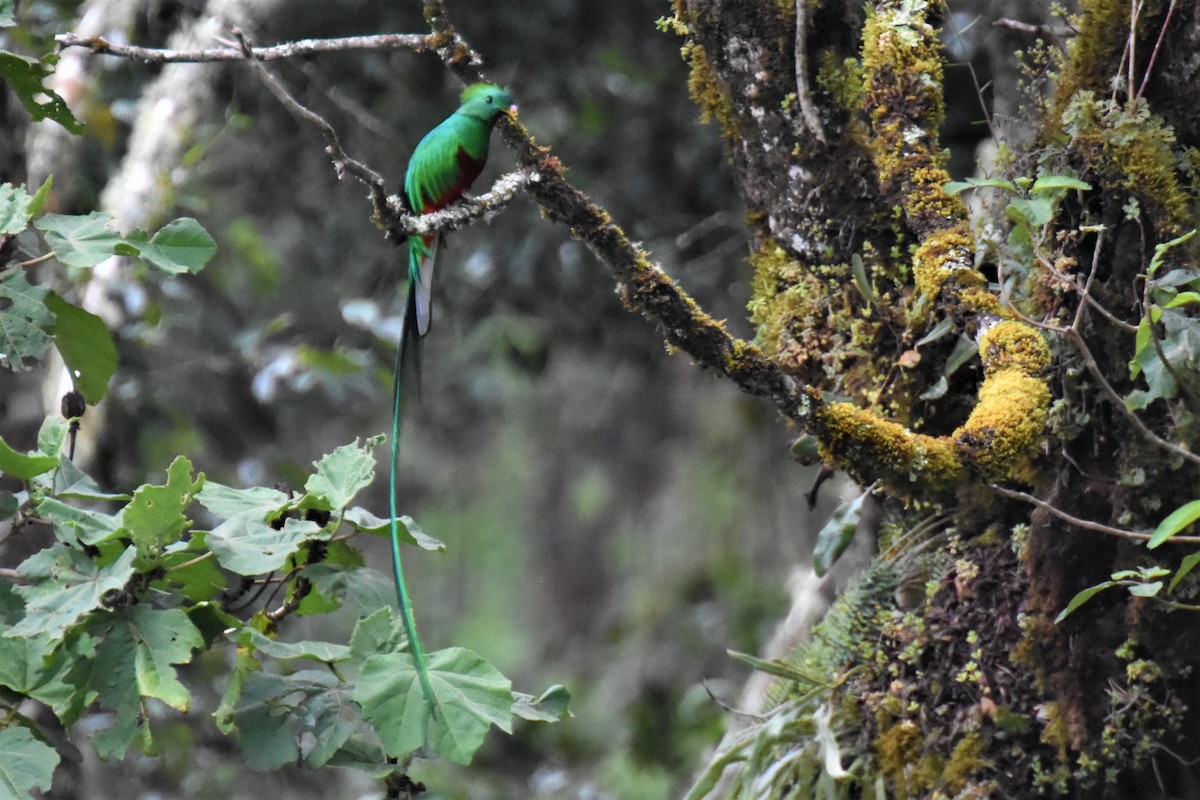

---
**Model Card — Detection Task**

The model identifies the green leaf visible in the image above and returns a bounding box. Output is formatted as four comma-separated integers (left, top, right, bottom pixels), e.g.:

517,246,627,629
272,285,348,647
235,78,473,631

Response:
0,490,17,520
307,563,395,614
1030,175,1091,193
0,434,58,481
120,456,202,554
343,507,446,550
207,513,321,575
127,218,217,275
86,605,203,758
304,439,379,511
0,182,37,235
1163,290,1200,309
512,684,572,722
1127,581,1162,598
1007,195,1054,230
0,726,60,798
195,481,289,520
36,211,124,268
348,607,407,663
812,485,871,577
53,456,130,501
1148,499,1200,548
233,628,351,663
159,540,226,603
0,267,53,369
45,292,118,404
11,546,137,641
1054,580,1118,624
0,51,84,133
942,177,1016,195
1146,229,1197,279
36,415,68,459
1169,551,1200,592
128,605,203,709
355,647,514,764
37,496,122,544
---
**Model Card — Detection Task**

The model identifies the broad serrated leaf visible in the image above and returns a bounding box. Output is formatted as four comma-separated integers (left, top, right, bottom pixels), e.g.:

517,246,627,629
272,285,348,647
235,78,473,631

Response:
36,211,123,268
120,456,202,554
128,605,202,710
37,496,121,544
195,481,289,521
230,670,342,770
0,434,58,480
0,726,60,797
207,513,321,575
233,627,351,663
308,563,395,615
355,647,513,764
129,218,217,275
0,268,53,369
348,606,407,663
343,507,446,550
54,456,130,501
36,415,68,459
46,292,118,404
12,546,136,640
304,439,379,511
0,51,83,133
0,182,36,235
159,539,226,603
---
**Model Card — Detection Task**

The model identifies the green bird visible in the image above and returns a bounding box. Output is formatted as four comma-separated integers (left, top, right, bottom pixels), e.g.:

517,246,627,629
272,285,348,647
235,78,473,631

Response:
389,83,516,721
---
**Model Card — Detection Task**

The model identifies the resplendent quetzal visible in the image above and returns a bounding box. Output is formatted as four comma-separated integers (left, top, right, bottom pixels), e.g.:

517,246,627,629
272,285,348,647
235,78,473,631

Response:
389,83,516,718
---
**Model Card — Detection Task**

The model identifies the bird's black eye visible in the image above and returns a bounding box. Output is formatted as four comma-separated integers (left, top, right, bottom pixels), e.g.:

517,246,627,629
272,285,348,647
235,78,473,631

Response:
486,95,494,104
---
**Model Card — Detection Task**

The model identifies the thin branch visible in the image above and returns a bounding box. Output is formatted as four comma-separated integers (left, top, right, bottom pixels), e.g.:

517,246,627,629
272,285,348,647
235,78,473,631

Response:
55,32,432,63
382,169,537,240
993,18,1075,38
989,484,1200,544
1136,0,1176,100
793,0,826,144
230,30,389,212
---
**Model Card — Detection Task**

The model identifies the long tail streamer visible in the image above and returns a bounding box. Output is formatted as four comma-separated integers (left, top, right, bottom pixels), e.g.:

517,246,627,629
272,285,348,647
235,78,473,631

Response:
389,282,437,722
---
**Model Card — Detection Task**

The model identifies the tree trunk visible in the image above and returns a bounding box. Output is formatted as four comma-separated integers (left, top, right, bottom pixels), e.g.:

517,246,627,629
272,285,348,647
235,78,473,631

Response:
679,0,1200,796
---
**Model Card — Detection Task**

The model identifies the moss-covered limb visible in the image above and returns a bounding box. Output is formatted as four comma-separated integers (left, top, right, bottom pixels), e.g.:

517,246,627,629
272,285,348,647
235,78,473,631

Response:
815,321,1053,492
377,169,536,242
861,0,966,236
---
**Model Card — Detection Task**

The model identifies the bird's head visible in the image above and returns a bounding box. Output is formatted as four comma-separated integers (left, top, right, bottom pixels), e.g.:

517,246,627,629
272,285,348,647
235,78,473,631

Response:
459,83,518,123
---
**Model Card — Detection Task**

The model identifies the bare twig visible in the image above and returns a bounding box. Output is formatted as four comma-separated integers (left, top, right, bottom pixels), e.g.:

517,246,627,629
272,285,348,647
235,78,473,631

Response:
55,32,431,63
794,0,826,144
1136,0,1176,100
993,18,1075,38
989,484,1200,543
230,30,389,213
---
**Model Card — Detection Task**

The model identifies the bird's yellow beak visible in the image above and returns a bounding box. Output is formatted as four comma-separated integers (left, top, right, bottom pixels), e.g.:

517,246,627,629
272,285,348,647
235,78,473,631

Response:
505,103,519,117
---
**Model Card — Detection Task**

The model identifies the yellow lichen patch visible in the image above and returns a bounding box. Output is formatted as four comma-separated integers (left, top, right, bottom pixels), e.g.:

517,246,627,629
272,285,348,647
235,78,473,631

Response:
978,321,1051,377
681,41,739,142
816,401,964,490
953,323,1051,482
959,287,1011,319
912,224,977,299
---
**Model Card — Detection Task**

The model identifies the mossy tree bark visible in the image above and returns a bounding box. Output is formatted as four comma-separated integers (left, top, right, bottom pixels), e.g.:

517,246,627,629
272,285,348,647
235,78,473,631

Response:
675,0,1200,797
